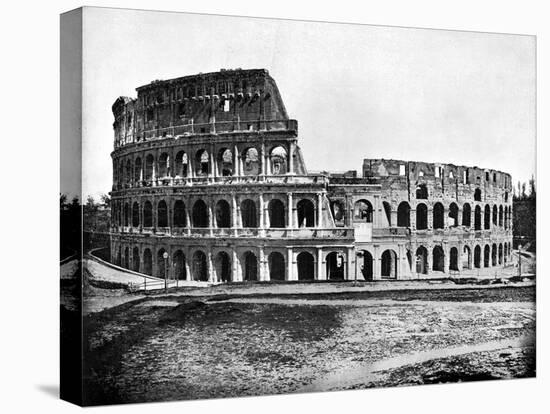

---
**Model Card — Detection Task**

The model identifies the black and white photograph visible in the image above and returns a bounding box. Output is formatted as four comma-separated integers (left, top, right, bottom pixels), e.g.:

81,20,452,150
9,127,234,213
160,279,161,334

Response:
57,6,539,407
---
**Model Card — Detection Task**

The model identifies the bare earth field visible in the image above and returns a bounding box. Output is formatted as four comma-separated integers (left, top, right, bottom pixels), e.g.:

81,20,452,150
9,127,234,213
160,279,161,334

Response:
82,285,535,406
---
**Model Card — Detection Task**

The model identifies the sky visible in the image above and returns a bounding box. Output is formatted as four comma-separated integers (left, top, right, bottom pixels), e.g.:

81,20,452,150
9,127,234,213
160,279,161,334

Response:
68,7,535,199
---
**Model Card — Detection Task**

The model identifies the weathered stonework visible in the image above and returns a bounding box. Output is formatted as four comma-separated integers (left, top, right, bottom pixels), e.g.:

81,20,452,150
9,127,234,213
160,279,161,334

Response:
109,69,513,282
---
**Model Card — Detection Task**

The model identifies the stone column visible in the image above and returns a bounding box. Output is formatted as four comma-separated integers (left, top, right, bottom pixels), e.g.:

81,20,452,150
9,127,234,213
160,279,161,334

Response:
287,192,294,229
288,142,295,175
184,257,191,281
373,244,380,280
259,194,265,229
347,247,355,280
260,142,266,178
208,197,214,237
231,193,239,235
259,247,267,281
317,192,323,228
232,249,240,282
443,242,450,274
185,203,191,236
207,249,214,282
317,248,325,280
287,247,294,281
233,144,239,177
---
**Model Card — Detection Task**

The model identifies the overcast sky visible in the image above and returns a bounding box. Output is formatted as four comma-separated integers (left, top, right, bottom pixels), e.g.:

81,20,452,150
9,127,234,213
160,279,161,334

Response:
70,7,535,199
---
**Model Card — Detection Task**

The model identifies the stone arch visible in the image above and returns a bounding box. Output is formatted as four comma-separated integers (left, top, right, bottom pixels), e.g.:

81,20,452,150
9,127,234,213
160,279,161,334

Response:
144,154,154,181
397,201,411,227
499,205,504,227
174,151,188,177
214,251,231,282
416,184,428,199
326,251,345,280
132,247,140,272
270,145,288,175
484,205,491,230
215,199,231,228
450,247,459,271
330,200,346,224
134,157,142,182
218,148,233,176
297,251,315,281
268,199,285,228
173,250,186,280
433,202,444,229
449,203,459,227
192,199,208,227
242,251,258,281
123,203,129,227
156,248,168,278
242,147,260,175
498,243,503,265
143,248,152,276
474,245,482,268
268,251,286,281
416,203,428,230
382,201,392,226
381,249,398,279
492,205,498,226
132,202,139,227
416,246,428,274
123,246,130,269
463,245,472,269
157,200,168,227
354,199,373,223
432,245,445,272
492,243,498,266
192,250,208,281
125,159,132,184
484,245,491,267
360,250,373,281
462,203,471,227
173,200,186,227
195,149,209,176
474,205,482,230
241,199,258,228
143,201,153,227
158,152,170,177
474,188,482,202
297,199,315,228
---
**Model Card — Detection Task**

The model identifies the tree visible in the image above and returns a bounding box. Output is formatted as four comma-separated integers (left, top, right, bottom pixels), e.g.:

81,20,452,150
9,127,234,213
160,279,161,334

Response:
99,193,111,208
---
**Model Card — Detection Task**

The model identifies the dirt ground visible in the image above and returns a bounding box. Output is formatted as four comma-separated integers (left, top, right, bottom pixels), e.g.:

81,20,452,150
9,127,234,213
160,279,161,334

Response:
81,285,535,405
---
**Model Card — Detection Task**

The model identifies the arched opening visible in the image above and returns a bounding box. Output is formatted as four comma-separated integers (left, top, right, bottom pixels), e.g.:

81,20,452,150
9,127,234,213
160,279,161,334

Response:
484,245,490,267
243,147,260,175
143,201,153,227
242,252,258,281
397,201,411,227
143,248,152,276
433,202,444,229
145,154,154,181
268,252,286,281
474,245,482,268
354,199,373,223
158,153,170,177
449,203,459,227
268,199,285,228
218,148,233,176
270,146,287,175
174,151,188,177
192,250,208,281
125,160,132,184
124,247,129,269
297,251,315,281
416,184,428,199
492,205,498,226
416,246,428,274
360,250,373,281
297,199,315,228
432,246,445,272
498,243,503,265
450,247,459,271
474,205,482,230
383,201,392,226
462,203,471,227
326,252,345,280
124,203,129,227
241,199,257,227
416,203,428,230
381,249,398,279
157,248,168,279
195,149,209,176
215,252,231,282
132,247,140,272
157,200,168,227
192,199,208,228
330,200,345,225
484,205,491,230
173,200,186,227
492,243,497,266
134,157,142,182
474,188,482,202
173,250,186,280
215,200,231,228
462,246,471,269
499,205,503,227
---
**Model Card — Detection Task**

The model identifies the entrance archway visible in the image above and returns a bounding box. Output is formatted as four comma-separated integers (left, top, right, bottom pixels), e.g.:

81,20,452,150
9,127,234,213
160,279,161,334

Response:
381,249,398,279
297,251,315,281
242,251,258,281
326,252,345,280
268,252,285,281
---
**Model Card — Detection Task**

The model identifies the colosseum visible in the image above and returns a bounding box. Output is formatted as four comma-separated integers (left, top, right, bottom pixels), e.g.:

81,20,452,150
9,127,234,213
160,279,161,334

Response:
109,68,513,283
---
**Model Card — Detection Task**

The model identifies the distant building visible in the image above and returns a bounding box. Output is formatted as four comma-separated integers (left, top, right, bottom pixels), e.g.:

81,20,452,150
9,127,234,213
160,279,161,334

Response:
109,69,513,282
